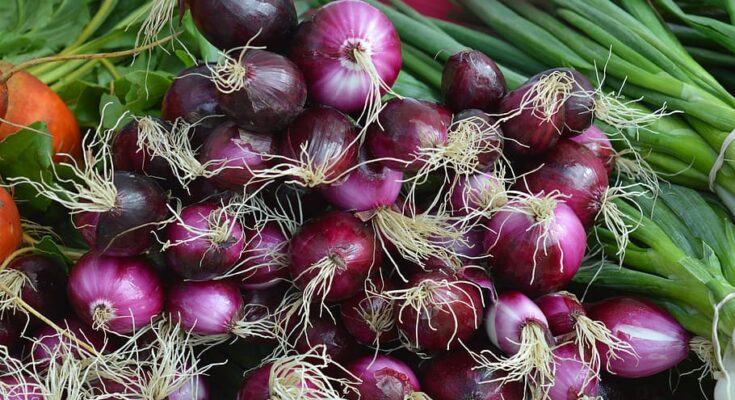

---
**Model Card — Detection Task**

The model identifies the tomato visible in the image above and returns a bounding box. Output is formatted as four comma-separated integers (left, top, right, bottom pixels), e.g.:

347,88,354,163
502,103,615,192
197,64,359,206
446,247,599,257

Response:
0,187,21,262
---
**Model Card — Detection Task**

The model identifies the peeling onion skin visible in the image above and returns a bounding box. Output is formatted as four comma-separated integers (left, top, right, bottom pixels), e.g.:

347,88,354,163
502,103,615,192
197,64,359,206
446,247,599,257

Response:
346,354,421,400
442,50,507,113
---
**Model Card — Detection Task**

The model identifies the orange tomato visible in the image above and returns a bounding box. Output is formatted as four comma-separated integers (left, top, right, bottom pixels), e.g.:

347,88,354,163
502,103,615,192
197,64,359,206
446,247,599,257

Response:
0,187,22,262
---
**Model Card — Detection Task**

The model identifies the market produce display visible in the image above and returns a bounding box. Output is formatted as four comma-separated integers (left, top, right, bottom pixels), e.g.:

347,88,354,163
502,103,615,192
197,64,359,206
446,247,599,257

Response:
1,0,735,399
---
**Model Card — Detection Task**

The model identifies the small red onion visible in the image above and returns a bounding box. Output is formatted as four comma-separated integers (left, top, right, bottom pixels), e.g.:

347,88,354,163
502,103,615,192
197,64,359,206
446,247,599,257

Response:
442,50,507,113
366,98,451,171
449,172,507,217
290,0,401,114
161,65,224,141
112,118,175,180
340,282,399,347
165,203,245,281
30,318,105,365
570,125,615,175
535,292,586,337
168,375,210,400
167,280,242,336
548,343,599,400
294,314,358,364
238,222,289,290
586,297,689,378
0,376,44,400
68,252,164,333
484,198,586,296
1,255,67,326
453,109,504,170
346,354,423,400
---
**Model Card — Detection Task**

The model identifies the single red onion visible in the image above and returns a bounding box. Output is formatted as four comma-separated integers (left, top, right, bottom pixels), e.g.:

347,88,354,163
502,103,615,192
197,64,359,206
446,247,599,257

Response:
449,172,507,217
238,222,290,290
198,120,275,191
484,198,586,296
278,106,359,187
442,50,507,113
586,297,689,378
290,0,401,115
30,318,105,365
535,292,587,337
68,252,164,333
453,109,504,170
0,315,20,349
366,98,451,171
422,348,523,400
165,203,245,280
548,343,599,400
570,125,616,175
294,314,358,364
289,210,379,302
73,171,169,256
340,279,398,347
112,118,175,180
168,375,210,400
161,65,224,142
0,255,67,326
519,139,609,228
392,270,483,352
346,354,424,400
167,280,242,336
216,49,306,134
0,376,44,400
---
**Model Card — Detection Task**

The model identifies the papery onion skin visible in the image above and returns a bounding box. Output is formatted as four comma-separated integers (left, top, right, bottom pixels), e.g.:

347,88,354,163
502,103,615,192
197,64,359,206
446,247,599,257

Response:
31,318,105,364
167,279,243,335
165,203,245,281
442,50,507,113
199,120,275,191
422,348,523,400
346,354,421,400
484,201,586,296
519,139,609,228
394,271,483,351
570,125,615,175
340,280,398,346
289,210,379,301
5,255,68,326
74,171,169,257
112,119,174,180
367,98,452,171
168,374,210,400
294,314,358,364
68,252,164,334
289,0,401,113
535,292,586,336
586,297,689,378
548,343,599,400
239,223,290,290
217,50,306,134
485,291,552,356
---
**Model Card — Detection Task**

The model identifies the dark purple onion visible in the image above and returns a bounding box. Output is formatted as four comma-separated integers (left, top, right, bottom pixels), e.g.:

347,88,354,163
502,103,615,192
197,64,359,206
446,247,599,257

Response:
289,210,379,302
168,375,210,400
2,255,67,326
422,348,523,400
189,0,297,50
198,120,275,191
112,119,174,179
237,363,273,400
535,291,586,337
31,318,105,364
366,98,452,171
442,50,507,113
393,270,483,351
454,109,504,169
73,171,169,256
570,125,615,175
340,279,398,346
217,49,306,134
346,354,422,400
558,68,595,137
68,252,164,333
449,173,507,217
279,106,359,187
519,138,609,228
238,223,289,290
0,315,20,349
294,314,358,364
548,343,599,400
167,280,243,335
586,297,689,378
164,203,245,280
238,284,286,344
161,65,224,139
484,199,586,296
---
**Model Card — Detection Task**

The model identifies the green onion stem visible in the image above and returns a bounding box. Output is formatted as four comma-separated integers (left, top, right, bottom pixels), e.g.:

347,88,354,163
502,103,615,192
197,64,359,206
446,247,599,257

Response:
400,43,443,90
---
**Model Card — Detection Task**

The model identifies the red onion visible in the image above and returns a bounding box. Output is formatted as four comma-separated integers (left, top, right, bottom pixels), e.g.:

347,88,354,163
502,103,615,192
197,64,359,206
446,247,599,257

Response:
519,139,609,228
548,343,599,400
68,252,164,333
484,197,586,296
366,98,451,172
420,226,486,272
0,255,67,326
422,348,523,400
0,376,44,400
0,315,20,349
570,125,615,175
164,203,245,280
346,354,425,400
238,284,287,344
452,109,504,171
449,172,507,217
167,280,242,336
112,118,175,180
290,0,401,118
586,297,689,378
189,0,297,50
294,314,358,364
215,49,306,134
557,69,595,137
442,50,507,113
30,318,105,365
161,65,224,142
238,222,289,290
340,279,398,347
198,121,275,191
168,375,210,400
390,270,483,352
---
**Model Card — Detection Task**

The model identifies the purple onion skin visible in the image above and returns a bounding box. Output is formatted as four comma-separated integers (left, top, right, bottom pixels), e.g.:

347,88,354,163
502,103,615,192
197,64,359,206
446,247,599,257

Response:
535,292,586,337
340,279,398,346
217,50,306,134
519,139,609,228
442,51,507,113
6,255,67,326
31,318,105,364
548,343,599,400
237,364,275,400
239,223,289,290
290,0,401,113
422,349,523,400
167,279,243,335
454,109,504,169
570,125,615,175
189,0,297,51
199,121,275,191
320,148,403,211
68,252,164,334
289,210,379,302
367,98,452,171
449,173,505,217
168,375,210,400
395,271,483,352
239,284,287,344
484,201,586,296
0,376,44,400
294,314,359,364
586,297,690,378
346,354,421,400
161,65,224,135
165,203,245,281
112,119,174,180
280,106,359,186
421,227,485,272
485,291,553,356
0,315,20,349
558,69,595,137
74,171,169,257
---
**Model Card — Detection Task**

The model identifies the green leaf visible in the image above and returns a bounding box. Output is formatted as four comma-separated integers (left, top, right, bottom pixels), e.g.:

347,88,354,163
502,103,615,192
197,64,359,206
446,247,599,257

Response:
99,93,130,129
115,70,174,115
0,123,55,211
34,235,73,271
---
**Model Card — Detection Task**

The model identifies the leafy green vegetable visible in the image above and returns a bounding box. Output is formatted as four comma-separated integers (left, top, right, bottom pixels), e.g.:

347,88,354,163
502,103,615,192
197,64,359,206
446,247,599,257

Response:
0,123,55,211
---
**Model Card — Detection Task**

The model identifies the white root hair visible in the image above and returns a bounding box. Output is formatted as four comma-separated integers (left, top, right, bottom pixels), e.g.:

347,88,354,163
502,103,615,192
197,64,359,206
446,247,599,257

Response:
134,0,177,49
574,313,638,377
594,182,647,265
157,201,239,254
206,33,266,94
349,42,402,135
230,304,278,342
0,269,32,315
